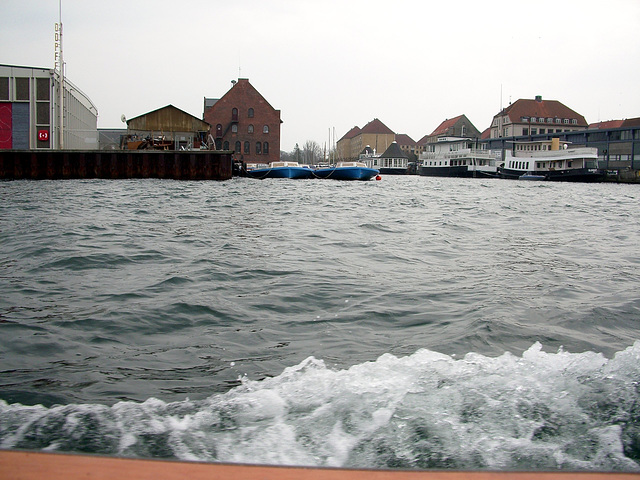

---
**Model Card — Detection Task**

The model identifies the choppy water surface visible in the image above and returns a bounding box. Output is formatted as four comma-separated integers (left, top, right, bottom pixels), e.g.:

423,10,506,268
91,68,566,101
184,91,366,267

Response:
1,176,639,471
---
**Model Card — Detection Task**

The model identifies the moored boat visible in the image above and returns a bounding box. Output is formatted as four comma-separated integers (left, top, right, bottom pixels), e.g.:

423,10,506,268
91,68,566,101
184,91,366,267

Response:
313,161,379,181
245,161,314,179
418,137,498,178
498,138,606,182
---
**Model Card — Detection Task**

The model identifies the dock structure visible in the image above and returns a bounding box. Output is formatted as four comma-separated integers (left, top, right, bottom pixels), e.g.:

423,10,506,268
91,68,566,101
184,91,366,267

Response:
0,150,233,181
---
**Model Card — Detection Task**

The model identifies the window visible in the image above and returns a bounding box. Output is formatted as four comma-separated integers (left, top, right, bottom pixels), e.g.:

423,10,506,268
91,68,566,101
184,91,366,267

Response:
231,124,238,133
232,108,238,121
235,141,241,153
244,141,250,154
37,102,49,124
248,124,254,134
564,119,570,124
15,77,29,100
36,78,50,100
531,129,537,135
547,118,553,124
248,108,254,118
555,118,562,124
539,129,545,134
263,142,269,154
571,119,578,125
256,142,261,154
523,128,529,136
216,124,222,136
0,77,8,100
263,125,269,134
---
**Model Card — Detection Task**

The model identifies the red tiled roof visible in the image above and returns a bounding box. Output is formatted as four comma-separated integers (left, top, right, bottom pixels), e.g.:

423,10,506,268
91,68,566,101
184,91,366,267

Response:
480,128,491,140
395,133,416,145
501,98,588,126
621,117,640,128
589,120,624,129
339,126,361,142
360,118,395,135
430,115,464,136
416,134,429,145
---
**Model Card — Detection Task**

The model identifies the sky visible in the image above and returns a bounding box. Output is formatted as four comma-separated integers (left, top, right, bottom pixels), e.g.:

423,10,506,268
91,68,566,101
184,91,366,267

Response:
1,0,639,152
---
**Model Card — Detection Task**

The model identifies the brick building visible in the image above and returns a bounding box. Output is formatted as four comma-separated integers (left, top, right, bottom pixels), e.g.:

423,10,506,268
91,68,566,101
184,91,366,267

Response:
203,78,281,165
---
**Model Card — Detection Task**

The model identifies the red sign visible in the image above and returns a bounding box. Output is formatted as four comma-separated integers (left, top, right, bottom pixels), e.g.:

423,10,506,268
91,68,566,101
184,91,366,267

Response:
38,130,49,141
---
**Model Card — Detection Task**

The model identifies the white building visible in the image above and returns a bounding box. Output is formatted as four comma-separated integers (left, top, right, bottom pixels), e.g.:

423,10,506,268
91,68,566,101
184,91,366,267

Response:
0,64,98,150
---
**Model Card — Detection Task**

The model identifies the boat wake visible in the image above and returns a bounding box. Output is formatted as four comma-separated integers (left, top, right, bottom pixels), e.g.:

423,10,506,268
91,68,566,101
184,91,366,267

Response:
1,342,639,472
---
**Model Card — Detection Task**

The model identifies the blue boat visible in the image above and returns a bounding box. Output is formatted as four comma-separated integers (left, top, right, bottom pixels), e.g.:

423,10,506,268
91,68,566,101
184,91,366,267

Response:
313,162,380,181
246,162,314,179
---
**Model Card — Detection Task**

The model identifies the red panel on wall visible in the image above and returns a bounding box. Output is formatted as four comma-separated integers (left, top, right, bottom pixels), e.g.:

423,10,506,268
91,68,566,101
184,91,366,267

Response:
0,103,12,149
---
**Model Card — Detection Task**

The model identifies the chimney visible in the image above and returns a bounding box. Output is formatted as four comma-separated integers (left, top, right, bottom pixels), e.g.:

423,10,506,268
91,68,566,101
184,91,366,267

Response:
535,95,542,102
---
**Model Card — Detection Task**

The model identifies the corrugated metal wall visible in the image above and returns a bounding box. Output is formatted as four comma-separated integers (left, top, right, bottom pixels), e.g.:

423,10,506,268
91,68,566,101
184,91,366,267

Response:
12,103,29,149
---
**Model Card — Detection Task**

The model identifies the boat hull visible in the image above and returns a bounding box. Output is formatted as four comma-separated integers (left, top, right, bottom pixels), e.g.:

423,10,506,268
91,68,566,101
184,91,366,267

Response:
378,167,408,175
246,167,313,179
314,166,379,181
500,167,606,182
418,166,497,178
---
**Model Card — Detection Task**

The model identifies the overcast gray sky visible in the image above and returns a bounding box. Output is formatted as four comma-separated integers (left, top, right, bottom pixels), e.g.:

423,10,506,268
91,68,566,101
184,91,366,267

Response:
1,0,639,151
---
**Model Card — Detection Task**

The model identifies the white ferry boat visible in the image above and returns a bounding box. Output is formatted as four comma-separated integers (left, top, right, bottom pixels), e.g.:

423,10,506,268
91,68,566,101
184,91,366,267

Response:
418,137,498,178
498,138,606,182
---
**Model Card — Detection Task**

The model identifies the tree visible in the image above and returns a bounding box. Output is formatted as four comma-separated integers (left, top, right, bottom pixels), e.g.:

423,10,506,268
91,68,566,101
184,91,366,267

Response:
302,140,322,165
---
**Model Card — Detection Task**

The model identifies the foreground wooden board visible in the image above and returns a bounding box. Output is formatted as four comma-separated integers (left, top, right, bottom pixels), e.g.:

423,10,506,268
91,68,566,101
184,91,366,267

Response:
1,450,638,480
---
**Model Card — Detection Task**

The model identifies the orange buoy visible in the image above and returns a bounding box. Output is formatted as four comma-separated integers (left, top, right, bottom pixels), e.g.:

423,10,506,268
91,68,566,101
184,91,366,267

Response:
375,175,381,181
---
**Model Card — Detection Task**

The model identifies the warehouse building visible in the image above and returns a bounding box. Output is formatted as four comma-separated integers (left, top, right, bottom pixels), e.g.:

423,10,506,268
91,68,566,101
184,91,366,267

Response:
0,64,98,150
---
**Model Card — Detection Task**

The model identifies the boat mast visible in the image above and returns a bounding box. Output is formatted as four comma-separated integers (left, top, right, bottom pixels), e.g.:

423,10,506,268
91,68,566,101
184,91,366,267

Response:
56,0,64,149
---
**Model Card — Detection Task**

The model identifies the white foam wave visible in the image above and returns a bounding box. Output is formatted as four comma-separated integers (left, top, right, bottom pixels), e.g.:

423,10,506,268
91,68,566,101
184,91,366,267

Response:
1,342,639,472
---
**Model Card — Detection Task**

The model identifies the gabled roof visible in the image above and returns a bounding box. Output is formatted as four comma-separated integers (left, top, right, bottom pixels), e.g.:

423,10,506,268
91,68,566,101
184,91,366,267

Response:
430,115,464,136
416,134,429,145
395,133,416,146
127,104,210,131
339,126,361,142
360,118,394,135
380,141,408,159
499,97,588,126
480,128,491,140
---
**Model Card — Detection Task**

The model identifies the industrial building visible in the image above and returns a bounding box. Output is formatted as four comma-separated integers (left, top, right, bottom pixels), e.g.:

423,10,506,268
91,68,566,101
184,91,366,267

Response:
0,64,98,150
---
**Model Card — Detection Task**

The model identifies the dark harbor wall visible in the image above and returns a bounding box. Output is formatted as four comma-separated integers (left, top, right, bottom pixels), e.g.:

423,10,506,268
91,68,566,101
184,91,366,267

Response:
0,150,233,181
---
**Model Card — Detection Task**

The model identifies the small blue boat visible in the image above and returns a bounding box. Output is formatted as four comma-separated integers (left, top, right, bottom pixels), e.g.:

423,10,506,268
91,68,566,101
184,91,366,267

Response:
246,162,314,179
313,162,380,181
518,172,547,181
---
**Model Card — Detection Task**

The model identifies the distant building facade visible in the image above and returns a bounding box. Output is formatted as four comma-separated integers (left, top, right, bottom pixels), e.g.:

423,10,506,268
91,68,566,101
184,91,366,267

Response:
203,78,281,165
125,104,210,150
490,96,588,139
0,64,98,150
394,133,418,160
420,114,481,146
336,118,395,161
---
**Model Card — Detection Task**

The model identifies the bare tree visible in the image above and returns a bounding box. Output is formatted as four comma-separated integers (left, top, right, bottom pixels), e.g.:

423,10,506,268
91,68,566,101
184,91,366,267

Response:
302,140,322,165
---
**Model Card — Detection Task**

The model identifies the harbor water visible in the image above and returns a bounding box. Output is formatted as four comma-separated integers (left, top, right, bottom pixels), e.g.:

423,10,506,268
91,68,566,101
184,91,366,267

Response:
1,176,639,472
